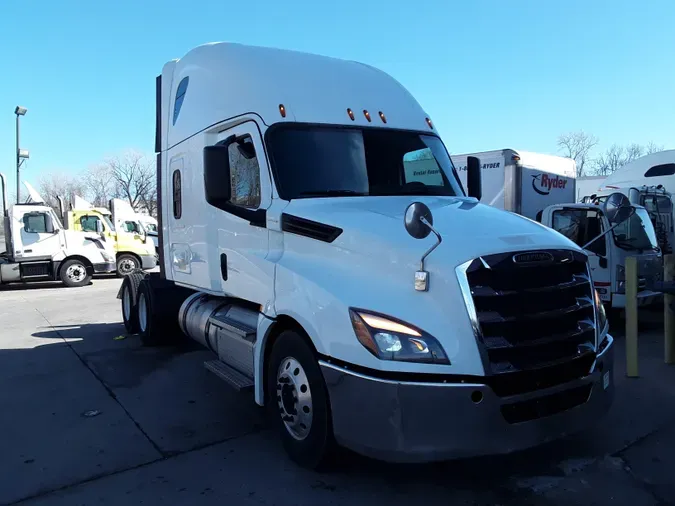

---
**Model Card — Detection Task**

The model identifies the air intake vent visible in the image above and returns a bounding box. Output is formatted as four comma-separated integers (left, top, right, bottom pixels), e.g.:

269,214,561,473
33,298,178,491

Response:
281,214,342,243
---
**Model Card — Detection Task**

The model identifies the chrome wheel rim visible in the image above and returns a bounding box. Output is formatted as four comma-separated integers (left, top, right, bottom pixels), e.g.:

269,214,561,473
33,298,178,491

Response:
118,258,137,275
66,264,86,283
138,293,148,332
122,286,131,321
276,357,313,440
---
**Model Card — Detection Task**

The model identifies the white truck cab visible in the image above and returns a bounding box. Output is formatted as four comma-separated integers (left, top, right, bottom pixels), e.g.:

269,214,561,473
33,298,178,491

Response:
540,203,662,308
119,42,614,468
452,149,662,309
0,175,116,286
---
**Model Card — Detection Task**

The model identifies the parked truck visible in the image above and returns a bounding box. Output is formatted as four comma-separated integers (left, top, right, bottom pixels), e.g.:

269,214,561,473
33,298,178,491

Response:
0,175,116,286
451,149,662,309
60,195,157,275
118,43,616,469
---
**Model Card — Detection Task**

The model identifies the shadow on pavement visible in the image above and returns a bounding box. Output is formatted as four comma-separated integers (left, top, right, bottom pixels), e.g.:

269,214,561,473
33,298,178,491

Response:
3,313,675,505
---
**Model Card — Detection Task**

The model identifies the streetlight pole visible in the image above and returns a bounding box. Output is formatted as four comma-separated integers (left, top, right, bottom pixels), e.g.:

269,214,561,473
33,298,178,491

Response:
14,106,28,203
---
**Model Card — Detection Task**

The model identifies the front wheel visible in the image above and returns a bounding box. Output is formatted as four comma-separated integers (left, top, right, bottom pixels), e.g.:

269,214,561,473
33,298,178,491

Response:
60,259,92,287
117,254,140,277
266,330,336,469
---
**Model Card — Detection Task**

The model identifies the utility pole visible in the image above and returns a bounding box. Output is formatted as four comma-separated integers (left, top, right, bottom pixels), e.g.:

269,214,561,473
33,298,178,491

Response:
15,106,28,203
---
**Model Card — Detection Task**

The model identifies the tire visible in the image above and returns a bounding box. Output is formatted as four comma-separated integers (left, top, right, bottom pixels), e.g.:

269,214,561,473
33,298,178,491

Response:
117,254,140,277
137,278,191,346
120,270,146,334
266,330,336,469
60,259,92,287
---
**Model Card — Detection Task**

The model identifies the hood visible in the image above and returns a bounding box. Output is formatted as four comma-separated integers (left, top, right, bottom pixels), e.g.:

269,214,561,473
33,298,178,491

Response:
282,196,581,265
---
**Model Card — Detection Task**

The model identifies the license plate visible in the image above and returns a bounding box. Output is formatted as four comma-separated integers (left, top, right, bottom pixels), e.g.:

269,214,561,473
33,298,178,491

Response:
603,371,610,390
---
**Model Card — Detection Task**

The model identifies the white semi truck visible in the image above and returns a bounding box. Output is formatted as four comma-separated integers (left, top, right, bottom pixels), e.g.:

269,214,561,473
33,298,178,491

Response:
0,175,116,287
119,43,616,468
452,149,662,309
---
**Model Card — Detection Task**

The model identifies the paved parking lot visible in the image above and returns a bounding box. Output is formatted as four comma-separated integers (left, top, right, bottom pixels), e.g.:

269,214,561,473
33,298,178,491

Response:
2,277,675,505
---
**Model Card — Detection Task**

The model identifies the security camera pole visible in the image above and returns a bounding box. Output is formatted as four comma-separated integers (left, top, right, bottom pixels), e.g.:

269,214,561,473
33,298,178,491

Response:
15,106,29,203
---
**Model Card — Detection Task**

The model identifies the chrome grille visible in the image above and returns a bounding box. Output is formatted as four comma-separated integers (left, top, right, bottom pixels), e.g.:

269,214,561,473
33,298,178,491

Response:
457,249,596,395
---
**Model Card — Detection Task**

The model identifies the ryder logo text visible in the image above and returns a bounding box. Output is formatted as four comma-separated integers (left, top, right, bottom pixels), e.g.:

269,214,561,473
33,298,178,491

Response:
532,174,568,196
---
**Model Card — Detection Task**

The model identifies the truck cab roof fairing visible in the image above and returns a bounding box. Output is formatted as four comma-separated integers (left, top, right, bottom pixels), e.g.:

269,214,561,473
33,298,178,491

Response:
162,42,434,149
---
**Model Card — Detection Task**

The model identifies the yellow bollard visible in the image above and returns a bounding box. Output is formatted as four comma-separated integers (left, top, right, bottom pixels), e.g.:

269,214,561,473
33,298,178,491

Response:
625,256,639,377
664,254,675,364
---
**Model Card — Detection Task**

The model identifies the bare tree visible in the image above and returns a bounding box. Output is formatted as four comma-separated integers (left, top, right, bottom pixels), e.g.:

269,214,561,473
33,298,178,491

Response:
84,164,118,208
38,173,87,216
646,142,665,155
105,151,157,215
624,143,644,163
593,145,627,176
557,131,599,177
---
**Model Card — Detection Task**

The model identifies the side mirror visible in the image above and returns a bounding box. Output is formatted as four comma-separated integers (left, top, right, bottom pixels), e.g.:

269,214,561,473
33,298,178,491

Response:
404,202,433,239
602,192,633,225
204,139,234,207
467,156,482,201
44,214,56,234
96,220,104,234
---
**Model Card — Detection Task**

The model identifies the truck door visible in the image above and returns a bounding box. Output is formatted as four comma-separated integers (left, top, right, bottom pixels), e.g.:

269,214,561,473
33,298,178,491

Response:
171,121,273,304
16,209,64,260
543,205,612,302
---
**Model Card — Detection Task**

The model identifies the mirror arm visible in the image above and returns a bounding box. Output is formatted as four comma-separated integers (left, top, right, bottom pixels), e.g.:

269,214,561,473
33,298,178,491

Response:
581,219,625,250
419,216,442,271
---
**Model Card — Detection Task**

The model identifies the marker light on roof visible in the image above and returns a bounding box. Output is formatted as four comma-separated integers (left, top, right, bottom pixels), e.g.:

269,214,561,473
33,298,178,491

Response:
347,108,355,121
279,104,286,118
425,117,433,129
363,110,372,122
379,111,387,124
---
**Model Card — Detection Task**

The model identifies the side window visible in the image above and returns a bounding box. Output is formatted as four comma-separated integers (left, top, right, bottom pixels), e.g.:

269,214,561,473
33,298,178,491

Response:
23,213,49,234
172,169,182,219
80,215,100,232
403,148,444,186
228,136,261,208
124,221,139,233
552,209,606,256
172,77,189,125
645,163,675,178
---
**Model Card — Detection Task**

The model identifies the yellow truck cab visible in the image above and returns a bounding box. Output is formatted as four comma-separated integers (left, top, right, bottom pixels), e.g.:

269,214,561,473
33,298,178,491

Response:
65,197,157,276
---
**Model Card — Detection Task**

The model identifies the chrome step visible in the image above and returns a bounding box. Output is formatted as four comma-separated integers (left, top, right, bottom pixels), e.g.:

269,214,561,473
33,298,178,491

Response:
204,360,254,392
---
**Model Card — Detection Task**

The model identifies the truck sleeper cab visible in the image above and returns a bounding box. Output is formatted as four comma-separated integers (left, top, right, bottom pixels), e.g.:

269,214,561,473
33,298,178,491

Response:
119,42,614,468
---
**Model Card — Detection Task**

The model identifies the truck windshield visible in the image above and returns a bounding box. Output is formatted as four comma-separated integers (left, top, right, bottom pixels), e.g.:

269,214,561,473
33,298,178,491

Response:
612,208,659,251
267,125,464,200
103,215,115,232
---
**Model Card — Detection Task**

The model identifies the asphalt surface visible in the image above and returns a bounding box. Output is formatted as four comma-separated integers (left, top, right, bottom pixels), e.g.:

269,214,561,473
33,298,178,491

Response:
1,277,675,505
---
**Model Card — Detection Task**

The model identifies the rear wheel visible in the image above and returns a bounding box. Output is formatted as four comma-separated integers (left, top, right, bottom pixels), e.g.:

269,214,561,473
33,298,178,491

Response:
117,254,140,277
136,277,192,346
266,330,336,469
120,270,145,334
60,259,92,287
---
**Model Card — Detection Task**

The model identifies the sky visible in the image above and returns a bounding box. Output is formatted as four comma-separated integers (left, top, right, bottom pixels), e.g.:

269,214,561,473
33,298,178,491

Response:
1,0,674,200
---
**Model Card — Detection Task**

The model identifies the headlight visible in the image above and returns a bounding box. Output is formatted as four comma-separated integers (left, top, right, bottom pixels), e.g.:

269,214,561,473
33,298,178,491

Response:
616,264,626,294
349,309,450,364
101,251,114,262
593,288,608,337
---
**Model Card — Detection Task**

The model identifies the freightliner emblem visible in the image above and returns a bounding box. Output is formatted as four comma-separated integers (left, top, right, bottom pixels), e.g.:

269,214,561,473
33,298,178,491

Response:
512,251,555,265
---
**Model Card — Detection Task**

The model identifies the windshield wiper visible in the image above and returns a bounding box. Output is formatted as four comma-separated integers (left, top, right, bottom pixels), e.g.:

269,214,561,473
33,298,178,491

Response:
298,190,367,197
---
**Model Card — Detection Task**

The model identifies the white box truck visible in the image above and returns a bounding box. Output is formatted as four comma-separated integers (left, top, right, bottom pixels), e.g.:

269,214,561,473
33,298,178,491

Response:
118,43,615,468
0,175,116,286
452,149,662,309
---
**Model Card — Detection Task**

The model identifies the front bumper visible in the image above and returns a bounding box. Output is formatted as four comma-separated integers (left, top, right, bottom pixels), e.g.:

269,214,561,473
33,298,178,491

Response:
140,254,157,270
93,262,116,274
612,290,662,308
321,335,614,463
